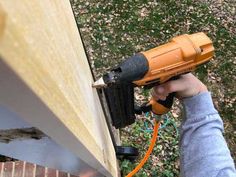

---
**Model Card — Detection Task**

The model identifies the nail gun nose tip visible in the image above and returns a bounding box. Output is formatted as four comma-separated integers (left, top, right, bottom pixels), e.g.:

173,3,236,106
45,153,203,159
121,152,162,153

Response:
92,84,103,89
92,82,98,87
92,77,106,88
91,83,104,88
92,83,97,88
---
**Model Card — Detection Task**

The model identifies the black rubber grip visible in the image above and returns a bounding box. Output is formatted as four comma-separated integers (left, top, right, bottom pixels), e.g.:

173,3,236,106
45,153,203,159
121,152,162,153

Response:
157,92,175,109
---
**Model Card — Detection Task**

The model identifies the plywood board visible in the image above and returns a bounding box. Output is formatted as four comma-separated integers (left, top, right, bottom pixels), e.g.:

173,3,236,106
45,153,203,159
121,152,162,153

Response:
0,1,118,176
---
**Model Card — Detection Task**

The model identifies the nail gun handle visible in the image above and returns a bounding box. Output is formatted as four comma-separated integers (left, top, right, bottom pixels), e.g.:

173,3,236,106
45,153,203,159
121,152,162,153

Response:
150,92,175,115
150,76,180,115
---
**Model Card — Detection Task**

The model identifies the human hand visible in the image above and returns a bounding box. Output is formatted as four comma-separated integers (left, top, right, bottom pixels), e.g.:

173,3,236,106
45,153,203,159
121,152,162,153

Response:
151,73,208,100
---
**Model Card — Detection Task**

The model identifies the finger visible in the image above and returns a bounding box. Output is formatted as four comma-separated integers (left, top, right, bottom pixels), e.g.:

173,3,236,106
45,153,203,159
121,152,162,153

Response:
151,89,167,100
153,86,169,96
151,89,160,100
161,78,187,94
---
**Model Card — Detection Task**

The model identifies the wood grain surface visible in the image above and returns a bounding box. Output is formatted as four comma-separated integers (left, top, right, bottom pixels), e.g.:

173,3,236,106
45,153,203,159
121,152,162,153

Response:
0,1,118,176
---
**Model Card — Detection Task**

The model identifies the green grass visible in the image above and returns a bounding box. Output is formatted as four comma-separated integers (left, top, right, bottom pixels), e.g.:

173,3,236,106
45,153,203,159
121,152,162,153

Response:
71,0,236,176
120,113,180,176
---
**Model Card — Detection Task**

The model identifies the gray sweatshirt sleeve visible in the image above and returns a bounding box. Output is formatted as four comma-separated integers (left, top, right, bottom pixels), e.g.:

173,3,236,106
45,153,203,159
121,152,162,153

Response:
180,92,236,177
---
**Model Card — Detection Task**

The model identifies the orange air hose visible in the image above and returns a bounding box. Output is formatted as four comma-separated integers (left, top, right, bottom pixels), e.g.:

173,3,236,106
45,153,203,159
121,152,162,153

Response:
126,121,160,177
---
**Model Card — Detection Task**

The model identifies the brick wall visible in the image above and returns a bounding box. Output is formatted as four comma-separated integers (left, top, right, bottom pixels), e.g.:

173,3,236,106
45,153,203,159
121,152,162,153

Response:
0,161,78,177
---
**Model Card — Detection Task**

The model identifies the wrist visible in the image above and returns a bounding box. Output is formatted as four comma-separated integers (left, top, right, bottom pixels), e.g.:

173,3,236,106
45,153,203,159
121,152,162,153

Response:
198,83,208,94
177,83,208,99
182,92,217,121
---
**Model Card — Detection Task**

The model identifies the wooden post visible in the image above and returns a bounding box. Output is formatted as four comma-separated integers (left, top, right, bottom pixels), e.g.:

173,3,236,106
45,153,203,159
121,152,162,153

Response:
0,1,118,176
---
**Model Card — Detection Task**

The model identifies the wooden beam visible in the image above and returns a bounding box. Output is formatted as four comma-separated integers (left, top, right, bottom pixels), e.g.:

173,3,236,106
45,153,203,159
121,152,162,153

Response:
0,1,118,176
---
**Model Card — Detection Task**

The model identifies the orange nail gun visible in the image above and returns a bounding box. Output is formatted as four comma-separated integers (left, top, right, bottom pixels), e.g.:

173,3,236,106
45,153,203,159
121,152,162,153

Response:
93,32,214,128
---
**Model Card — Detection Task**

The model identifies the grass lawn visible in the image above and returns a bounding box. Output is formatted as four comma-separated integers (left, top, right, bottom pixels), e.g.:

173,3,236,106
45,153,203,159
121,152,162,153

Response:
71,0,236,176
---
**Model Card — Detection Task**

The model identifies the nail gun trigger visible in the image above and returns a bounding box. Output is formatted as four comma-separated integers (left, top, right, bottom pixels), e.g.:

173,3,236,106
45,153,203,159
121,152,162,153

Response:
134,103,152,115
